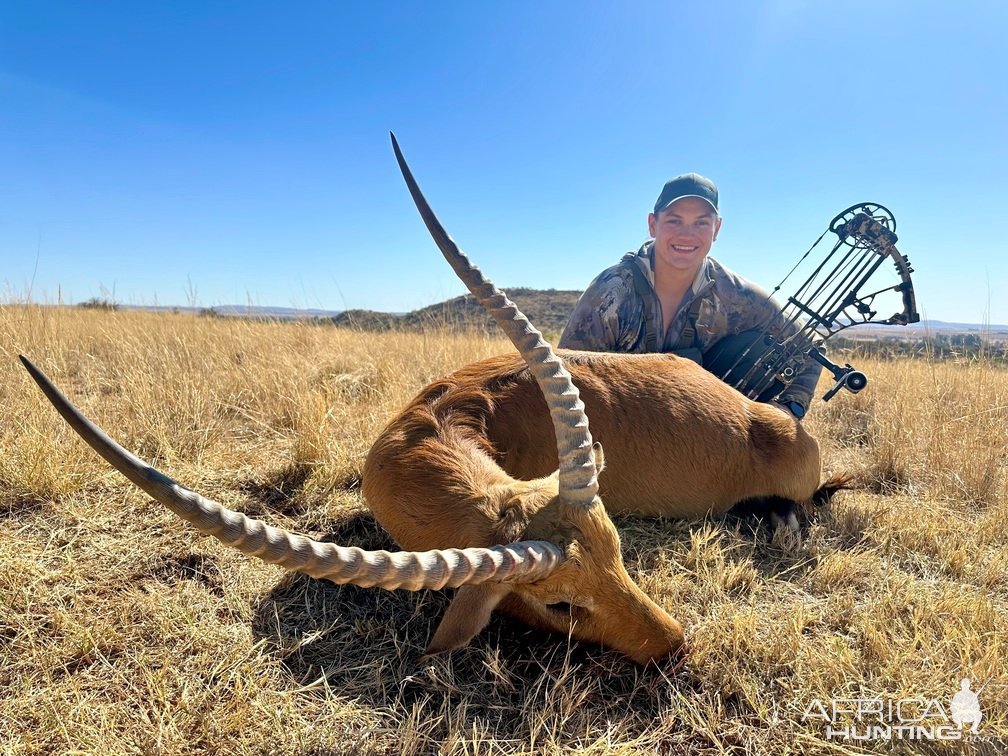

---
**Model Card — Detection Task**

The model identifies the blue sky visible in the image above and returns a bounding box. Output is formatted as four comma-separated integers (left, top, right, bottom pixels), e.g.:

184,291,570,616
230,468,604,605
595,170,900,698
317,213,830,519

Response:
2,1,1006,324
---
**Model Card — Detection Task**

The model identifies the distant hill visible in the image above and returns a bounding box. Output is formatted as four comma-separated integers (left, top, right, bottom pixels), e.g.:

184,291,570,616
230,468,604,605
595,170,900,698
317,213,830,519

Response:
327,288,582,335
838,320,1008,340
72,292,582,334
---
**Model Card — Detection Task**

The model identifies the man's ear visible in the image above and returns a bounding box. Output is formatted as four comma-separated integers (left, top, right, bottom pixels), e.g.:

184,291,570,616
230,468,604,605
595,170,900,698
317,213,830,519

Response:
713,215,723,242
647,212,657,238
424,583,512,657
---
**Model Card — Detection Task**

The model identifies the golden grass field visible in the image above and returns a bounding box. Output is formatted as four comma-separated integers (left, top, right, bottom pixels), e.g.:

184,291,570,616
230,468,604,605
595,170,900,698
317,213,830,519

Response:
1,304,1006,755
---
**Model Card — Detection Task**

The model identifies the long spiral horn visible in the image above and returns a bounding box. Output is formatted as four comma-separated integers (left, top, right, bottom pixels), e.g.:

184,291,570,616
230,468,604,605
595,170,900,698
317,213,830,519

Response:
20,356,563,589
390,134,598,508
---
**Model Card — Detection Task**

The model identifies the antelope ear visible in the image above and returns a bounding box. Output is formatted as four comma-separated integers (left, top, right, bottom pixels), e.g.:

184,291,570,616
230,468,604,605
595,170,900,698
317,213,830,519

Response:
424,583,512,656
592,441,605,473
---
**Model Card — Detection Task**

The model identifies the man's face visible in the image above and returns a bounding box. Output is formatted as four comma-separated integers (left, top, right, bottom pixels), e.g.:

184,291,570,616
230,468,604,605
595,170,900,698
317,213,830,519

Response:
647,197,722,275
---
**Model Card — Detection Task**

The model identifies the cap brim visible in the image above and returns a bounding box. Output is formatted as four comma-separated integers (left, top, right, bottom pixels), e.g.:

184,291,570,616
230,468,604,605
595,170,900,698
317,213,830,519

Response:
655,195,719,214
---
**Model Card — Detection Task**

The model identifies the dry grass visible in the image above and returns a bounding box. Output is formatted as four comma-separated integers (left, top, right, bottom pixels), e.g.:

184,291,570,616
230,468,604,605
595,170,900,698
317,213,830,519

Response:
1,304,1005,755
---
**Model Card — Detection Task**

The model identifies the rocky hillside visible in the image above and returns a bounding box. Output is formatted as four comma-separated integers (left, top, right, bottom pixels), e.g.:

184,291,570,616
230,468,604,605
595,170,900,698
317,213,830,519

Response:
329,288,582,335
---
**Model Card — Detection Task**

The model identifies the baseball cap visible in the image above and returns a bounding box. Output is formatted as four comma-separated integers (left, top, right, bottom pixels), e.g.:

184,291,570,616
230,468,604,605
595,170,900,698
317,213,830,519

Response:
653,173,719,215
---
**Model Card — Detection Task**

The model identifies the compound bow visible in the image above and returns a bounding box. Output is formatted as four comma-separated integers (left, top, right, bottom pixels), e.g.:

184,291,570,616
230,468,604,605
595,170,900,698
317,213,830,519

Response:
716,202,920,403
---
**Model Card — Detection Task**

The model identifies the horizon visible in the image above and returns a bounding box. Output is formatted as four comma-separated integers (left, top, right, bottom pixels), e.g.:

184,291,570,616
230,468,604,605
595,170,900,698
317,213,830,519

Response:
23,299,1008,334
3,2,1006,323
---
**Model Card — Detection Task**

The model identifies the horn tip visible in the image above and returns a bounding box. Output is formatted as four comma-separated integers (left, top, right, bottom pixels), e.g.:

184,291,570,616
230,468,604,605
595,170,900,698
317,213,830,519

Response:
390,132,405,165
19,354,42,383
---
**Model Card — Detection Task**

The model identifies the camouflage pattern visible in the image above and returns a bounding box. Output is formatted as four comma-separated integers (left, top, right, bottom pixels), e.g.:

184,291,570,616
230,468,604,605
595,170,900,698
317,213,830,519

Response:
558,241,823,409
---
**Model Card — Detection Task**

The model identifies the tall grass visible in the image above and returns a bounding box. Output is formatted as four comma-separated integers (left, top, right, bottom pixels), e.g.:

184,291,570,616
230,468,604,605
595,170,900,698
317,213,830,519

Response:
1,305,1005,754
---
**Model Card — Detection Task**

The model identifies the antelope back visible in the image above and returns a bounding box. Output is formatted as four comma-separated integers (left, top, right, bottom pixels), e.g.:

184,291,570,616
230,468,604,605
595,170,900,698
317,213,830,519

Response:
381,350,822,520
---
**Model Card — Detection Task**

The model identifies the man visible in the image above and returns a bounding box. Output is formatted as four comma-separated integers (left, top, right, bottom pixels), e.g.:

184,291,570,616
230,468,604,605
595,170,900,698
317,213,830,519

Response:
558,173,822,419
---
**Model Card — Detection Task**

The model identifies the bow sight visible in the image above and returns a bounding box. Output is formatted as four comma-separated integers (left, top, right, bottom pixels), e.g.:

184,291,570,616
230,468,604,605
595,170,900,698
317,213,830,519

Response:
718,202,920,403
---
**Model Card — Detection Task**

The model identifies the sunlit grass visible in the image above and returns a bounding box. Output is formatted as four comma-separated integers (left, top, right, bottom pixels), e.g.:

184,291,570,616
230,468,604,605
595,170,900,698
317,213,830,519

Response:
2,304,1005,754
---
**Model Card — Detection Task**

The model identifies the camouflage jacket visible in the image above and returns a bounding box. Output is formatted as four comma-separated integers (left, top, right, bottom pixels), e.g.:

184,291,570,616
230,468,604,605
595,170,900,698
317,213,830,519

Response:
558,241,822,408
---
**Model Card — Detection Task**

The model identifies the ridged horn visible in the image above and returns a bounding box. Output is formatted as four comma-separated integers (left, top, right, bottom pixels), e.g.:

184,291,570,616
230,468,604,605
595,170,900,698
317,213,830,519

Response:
20,355,563,589
390,133,598,508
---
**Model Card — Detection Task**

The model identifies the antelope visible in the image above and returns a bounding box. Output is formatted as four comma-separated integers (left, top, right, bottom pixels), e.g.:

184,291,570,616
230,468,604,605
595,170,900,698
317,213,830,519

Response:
21,135,843,666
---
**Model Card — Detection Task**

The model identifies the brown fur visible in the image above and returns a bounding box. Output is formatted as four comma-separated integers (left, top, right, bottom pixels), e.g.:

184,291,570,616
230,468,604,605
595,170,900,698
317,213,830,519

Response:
362,349,824,662
365,350,821,527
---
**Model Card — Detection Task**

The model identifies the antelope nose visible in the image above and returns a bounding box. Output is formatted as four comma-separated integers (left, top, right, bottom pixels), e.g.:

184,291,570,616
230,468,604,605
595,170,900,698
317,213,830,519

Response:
627,615,687,666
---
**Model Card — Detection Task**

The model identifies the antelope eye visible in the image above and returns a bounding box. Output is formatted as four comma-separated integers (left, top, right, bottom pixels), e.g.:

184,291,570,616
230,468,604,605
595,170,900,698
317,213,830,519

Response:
543,600,591,623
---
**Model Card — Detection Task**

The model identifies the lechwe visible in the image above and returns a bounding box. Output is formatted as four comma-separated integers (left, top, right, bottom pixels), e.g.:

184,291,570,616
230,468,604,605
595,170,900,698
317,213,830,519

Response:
22,135,844,665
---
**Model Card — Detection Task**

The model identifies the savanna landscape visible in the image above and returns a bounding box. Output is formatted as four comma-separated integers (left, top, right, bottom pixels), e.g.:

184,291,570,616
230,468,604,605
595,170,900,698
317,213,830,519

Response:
2,302,1006,755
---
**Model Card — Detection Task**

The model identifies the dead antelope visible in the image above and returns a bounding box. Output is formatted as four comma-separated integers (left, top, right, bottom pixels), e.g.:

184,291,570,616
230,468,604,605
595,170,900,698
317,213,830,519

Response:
22,135,841,666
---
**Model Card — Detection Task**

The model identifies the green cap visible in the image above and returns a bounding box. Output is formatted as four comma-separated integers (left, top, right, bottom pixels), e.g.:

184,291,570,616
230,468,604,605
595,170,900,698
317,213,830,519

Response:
654,173,719,215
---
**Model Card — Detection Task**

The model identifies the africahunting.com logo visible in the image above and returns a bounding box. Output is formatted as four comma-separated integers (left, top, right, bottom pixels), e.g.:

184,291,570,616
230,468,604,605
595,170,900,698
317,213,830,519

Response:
802,678,990,743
